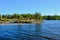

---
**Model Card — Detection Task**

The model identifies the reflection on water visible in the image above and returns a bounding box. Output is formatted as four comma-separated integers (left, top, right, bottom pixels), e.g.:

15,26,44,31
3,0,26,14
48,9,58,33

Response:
0,20,60,40
35,24,42,35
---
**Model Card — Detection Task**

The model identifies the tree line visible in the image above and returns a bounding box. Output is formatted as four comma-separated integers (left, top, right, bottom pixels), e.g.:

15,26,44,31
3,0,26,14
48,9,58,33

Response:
43,15,60,20
0,12,60,20
0,12,43,20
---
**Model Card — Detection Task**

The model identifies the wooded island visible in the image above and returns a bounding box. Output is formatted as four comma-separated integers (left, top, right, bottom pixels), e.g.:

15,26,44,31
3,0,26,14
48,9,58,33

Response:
0,12,43,24
0,12,60,24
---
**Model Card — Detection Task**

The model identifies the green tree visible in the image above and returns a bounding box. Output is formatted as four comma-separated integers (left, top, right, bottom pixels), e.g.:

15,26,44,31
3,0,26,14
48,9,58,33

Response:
12,14,20,19
34,12,42,20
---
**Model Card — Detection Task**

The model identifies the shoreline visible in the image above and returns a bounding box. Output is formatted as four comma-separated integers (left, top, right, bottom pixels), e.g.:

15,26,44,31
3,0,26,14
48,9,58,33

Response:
0,19,42,24
0,23,40,25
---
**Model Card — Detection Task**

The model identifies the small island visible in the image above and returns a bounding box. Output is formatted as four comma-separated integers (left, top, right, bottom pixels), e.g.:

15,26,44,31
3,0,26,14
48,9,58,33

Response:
0,12,60,24
0,12,43,24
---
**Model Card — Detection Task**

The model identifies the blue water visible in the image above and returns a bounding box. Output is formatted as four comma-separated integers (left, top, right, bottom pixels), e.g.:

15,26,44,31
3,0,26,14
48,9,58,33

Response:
0,20,60,40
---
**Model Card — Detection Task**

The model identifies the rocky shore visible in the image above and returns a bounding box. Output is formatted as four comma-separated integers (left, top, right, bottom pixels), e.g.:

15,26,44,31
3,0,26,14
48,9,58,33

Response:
0,19,42,24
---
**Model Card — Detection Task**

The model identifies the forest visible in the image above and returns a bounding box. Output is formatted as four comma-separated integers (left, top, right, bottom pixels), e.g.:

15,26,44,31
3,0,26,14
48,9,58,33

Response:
0,12,43,20
0,12,60,20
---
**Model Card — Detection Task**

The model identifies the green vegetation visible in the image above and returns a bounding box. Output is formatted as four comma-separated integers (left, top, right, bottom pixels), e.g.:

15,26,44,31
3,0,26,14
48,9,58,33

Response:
43,15,60,20
0,12,60,20
0,12,43,20
0,12,60,23
0,12,43,23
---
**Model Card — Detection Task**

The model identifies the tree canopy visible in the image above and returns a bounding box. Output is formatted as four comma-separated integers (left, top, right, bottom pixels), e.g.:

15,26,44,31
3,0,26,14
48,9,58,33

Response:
0,12,43,20
1,12,60,20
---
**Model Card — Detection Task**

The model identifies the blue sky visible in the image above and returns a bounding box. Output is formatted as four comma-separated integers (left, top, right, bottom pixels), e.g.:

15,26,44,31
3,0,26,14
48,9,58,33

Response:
0,0,60,15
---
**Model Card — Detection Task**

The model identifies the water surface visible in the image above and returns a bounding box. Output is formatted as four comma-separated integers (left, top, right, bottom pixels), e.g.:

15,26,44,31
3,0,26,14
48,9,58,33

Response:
0,20,60,40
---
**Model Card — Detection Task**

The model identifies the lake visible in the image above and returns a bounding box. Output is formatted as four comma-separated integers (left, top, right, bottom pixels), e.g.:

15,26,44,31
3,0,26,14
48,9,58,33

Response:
0,20,60,40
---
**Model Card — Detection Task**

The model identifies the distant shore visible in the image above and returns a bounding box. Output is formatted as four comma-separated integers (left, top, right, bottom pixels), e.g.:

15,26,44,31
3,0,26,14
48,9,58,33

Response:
0,13,43,24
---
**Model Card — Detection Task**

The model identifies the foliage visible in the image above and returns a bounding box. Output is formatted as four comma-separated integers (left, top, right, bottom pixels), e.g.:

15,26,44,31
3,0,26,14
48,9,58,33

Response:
0,12,43,20
43,15,60,20
1,12,60,20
